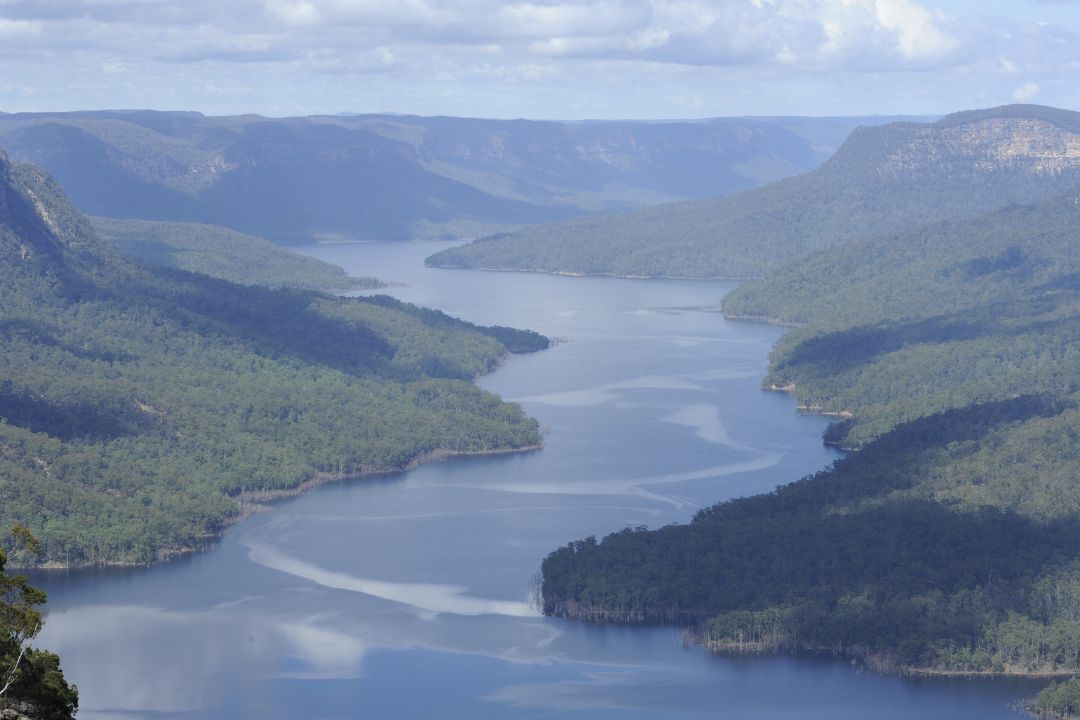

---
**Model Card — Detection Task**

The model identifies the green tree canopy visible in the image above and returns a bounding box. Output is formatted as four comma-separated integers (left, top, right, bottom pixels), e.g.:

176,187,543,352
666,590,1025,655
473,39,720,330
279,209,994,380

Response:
0,526,77,720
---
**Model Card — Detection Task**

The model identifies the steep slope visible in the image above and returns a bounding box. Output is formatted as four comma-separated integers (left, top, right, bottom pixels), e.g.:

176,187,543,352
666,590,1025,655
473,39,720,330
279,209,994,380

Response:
0,111,893,243
0,150,547,566
429,105,1080,278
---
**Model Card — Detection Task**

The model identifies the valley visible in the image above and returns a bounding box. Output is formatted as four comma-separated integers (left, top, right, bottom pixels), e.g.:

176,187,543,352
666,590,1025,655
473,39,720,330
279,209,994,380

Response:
5,104,1080,719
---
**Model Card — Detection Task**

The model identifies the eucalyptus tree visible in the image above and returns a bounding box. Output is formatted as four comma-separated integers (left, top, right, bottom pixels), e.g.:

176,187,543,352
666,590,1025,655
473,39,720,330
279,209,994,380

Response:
0,527,77,720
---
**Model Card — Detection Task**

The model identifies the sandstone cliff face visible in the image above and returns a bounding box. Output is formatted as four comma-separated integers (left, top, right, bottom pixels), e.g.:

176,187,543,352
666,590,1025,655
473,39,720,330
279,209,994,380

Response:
879,118,1080,178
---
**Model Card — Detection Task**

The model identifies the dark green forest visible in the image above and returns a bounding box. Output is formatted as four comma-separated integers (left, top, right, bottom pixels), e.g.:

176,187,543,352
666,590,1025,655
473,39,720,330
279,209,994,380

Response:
540,116,1080,676
429,105,1080,279
1034,678,1080,719
543,395,1080,673
91,217,380,291
0,149,547,566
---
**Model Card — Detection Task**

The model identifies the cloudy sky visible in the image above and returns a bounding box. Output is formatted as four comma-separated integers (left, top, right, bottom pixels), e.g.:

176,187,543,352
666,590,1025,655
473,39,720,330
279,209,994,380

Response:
0,0,1078,119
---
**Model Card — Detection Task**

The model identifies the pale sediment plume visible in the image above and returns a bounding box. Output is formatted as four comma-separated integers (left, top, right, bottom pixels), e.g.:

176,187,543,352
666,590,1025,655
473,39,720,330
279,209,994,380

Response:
244,541,537,618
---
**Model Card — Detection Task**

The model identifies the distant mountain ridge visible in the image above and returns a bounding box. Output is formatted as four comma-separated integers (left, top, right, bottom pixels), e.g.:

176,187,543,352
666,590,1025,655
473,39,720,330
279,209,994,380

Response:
427,104,1080,279
0,111,904,243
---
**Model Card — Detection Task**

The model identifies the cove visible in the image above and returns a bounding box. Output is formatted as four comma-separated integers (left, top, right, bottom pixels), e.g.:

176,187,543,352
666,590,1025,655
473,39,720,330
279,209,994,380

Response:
32,241,1042,719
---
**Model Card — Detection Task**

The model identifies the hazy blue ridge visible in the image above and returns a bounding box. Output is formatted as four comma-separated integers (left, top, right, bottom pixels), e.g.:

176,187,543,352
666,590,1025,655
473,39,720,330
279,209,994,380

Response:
0,111,893,244
429,104,1080,279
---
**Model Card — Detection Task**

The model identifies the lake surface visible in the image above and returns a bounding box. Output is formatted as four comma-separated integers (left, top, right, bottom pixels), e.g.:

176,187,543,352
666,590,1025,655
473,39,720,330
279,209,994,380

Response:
35,242,1041,719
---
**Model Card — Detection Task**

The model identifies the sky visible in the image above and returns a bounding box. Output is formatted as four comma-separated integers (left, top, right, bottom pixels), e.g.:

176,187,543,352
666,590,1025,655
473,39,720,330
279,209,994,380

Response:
1,0,1079,119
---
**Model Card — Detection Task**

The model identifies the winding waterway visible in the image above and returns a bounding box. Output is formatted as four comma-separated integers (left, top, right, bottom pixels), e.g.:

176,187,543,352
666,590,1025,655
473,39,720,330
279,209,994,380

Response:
35,241,1041,719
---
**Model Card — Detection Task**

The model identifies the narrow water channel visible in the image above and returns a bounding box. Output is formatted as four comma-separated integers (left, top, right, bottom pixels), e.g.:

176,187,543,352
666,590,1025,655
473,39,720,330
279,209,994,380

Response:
34,241,1041,719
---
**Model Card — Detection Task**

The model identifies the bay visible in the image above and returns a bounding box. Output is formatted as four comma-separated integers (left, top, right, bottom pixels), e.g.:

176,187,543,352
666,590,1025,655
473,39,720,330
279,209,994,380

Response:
33,241,1041,719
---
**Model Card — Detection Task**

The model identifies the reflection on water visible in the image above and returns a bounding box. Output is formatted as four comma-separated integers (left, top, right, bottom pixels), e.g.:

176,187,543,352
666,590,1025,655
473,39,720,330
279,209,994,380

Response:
34,242,1039,719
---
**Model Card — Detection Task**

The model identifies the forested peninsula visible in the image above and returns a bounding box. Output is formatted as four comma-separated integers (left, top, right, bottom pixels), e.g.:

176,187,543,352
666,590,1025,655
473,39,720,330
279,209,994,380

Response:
0,148,548,568
540,107,1080,677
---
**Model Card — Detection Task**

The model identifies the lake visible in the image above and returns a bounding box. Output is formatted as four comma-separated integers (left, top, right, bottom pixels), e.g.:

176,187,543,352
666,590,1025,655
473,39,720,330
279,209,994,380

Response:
33,241,1042,719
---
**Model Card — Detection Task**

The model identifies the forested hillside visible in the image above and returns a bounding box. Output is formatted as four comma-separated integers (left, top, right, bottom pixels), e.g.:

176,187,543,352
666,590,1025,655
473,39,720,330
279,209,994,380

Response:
540,139,1080,675
91,217,379,291
429,105,1080,279
0,111,887,243
725,188,1080,448
0,149,547,567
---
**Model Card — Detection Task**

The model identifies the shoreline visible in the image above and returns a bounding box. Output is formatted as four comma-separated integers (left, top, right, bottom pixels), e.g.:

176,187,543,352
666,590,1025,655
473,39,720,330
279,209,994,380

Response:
724,313,805,327
764,381,854,418
26,442,544,572
235,442,544,513
690,633,1080,680
424,262,758,283
543,606,1080,681
425,263,809,331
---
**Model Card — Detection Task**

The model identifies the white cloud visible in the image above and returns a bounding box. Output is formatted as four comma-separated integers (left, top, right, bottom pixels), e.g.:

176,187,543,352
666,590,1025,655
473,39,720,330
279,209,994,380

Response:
494,2,644,38
297,45,399,74
266,0,323,27
0,0,1055,74
475,0,970,70
0,16,39,35
628,27,671,51
0,0,1078,117
1014,81,1040,102
873,0,957,60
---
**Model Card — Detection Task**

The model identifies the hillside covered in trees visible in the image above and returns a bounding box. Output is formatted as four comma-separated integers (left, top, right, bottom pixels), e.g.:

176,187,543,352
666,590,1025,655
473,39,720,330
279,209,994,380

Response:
540,124,1080,676
91,217,379,291
0,148,547,567
429,105,1080,279
1034,678,1080,719
0,111,891,244
725,186,1080,449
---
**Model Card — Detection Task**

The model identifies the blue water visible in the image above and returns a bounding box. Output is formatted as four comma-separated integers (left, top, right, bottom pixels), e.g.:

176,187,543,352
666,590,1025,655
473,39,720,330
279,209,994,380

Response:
34,242,1042,719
